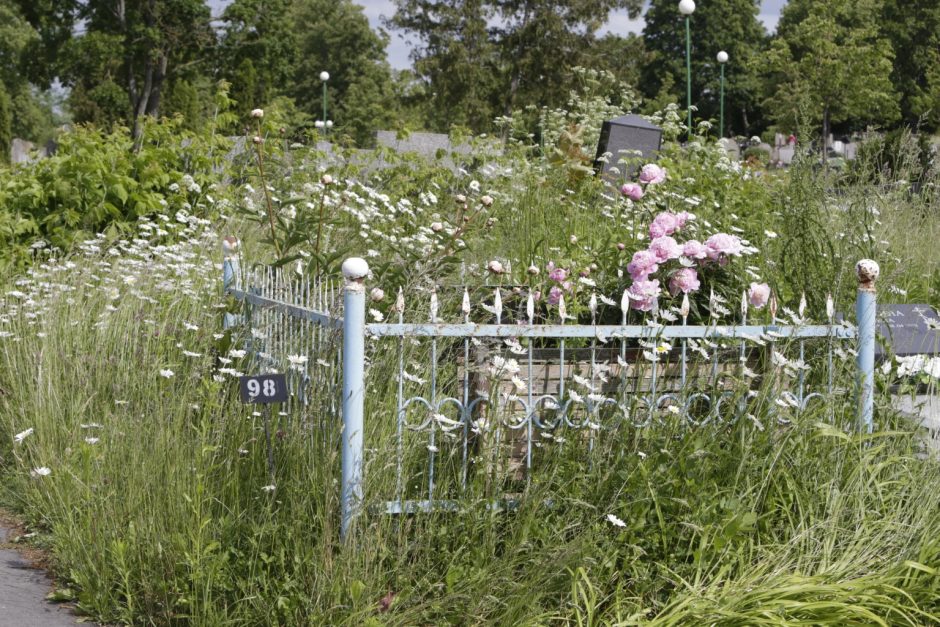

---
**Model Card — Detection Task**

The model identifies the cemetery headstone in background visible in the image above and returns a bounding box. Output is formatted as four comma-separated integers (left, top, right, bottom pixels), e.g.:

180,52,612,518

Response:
593,114,663,185
877,304,940,357
10,138,34,164
881,304,940,442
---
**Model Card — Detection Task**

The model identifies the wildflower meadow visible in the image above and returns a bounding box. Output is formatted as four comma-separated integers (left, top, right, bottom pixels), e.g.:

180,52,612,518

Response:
1,92,940,626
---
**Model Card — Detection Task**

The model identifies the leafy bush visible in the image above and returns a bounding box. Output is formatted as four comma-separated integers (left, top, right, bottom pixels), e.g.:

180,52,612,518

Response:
0,116,233,272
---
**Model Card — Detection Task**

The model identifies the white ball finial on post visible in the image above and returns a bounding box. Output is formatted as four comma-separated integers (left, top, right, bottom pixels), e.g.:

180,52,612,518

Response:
342,257,370,283
855,259,879,291
678,0,695,15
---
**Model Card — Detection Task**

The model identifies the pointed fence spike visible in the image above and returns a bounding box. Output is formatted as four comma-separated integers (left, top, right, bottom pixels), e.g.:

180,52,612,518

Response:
620,289,630,314
826,292,834,323
527,291,535,325
462,288,471,317
559,293,567,322
680,293,690,319
741,290,748,321
430,289,439,323
799,291,807,319
396,286,405,314
589,291,597,323
769,291,778,323
494,287,503,323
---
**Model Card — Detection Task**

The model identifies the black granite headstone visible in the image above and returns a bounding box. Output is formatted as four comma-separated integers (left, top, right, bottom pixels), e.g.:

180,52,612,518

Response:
593,114,663,185
877,304,940,357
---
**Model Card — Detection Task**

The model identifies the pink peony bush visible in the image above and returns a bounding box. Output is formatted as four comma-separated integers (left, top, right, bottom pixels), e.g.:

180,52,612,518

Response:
624,210,749,311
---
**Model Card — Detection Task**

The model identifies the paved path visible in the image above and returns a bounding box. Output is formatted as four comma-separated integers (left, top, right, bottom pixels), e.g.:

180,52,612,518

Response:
0,525,82,627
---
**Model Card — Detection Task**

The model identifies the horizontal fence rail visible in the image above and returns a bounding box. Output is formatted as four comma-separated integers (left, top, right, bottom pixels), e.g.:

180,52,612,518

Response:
222,244,880,540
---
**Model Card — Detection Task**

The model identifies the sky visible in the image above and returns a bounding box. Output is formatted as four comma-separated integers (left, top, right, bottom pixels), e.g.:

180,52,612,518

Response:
209,0,788,70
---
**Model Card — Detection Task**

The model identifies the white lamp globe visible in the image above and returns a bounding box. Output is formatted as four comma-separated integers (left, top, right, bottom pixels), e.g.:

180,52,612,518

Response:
717,50,729,64
319,71,330,81
678,0,695,15
326,120,333,129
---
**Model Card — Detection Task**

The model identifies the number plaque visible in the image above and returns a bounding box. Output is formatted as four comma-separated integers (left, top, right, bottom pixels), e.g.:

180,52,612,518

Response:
239,374,289,404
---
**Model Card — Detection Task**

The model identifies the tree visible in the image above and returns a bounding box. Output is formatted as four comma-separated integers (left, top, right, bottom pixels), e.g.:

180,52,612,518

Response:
641,0,766,137
388,0,642,133
0,0,59,144
0,81,11,162
219,0,297,117
880,0,940,130
388,0,501,132
764,0,899,150
18,0,215,138
491,0,642,117
291,0,398,145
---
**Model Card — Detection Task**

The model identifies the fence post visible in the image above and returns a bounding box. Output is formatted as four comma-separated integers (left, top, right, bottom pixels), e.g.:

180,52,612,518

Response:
856,259,879,433
222,236,240,329
341,257,369,540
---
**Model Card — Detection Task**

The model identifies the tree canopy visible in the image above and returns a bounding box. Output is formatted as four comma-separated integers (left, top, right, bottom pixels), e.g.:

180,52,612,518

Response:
0,0,936,150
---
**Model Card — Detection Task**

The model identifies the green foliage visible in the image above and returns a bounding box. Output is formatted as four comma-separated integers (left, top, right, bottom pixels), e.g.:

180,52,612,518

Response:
642,0,767,137
0,81,11,163
880,0,940,130
291,0,398,146
0,117,232,272
219,0,297,118
764,0,900,145
388,0,645,135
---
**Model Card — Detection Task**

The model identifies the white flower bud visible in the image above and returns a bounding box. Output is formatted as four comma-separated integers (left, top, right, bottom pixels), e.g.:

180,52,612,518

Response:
527,264,539,275
487,260,505,275
570,234,578,244
455,194,467,204
252,135,263,144
430,221,444,232
370,287,385,302
251,108,264,118
321,174,334,185
480,195,493,207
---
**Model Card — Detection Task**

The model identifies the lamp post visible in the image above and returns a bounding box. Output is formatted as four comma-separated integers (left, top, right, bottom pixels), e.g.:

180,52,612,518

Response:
320,71,330,135
717,50,728,139
678,0,695,141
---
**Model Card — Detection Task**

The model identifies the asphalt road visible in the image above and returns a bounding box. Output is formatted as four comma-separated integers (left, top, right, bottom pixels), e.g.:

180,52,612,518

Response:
0,525,82,627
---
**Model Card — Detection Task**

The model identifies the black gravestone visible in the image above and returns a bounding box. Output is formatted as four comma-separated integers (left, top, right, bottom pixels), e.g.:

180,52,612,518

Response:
593,114,663,185
877,304,940,357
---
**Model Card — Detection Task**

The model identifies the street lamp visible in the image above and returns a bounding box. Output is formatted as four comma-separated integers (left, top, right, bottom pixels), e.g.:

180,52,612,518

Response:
320,71,330,135
717,50,728,138
678,0,695,141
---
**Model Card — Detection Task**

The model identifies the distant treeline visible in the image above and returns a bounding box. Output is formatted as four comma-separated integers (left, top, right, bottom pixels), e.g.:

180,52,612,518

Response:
0,0,937,156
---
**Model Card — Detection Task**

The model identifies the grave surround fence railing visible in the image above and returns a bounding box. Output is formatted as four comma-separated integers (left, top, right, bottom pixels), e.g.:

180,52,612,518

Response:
223,244,879,540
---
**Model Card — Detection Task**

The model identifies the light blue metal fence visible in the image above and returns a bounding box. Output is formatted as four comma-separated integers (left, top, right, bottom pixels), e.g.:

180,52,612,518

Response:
223,244,879,540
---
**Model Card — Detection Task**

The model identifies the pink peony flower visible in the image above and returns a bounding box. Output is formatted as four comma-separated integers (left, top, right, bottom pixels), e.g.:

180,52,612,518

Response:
628,279,661,312
668,268,701,295
650,212,679,239
639,163,666,185
546,262,568,283
682,240,709,260
705,233,743,261
547,286,563,305
620,183,644,201
627,250,660,281
649,236,683,262
748,282,771,309
675,211,694,229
